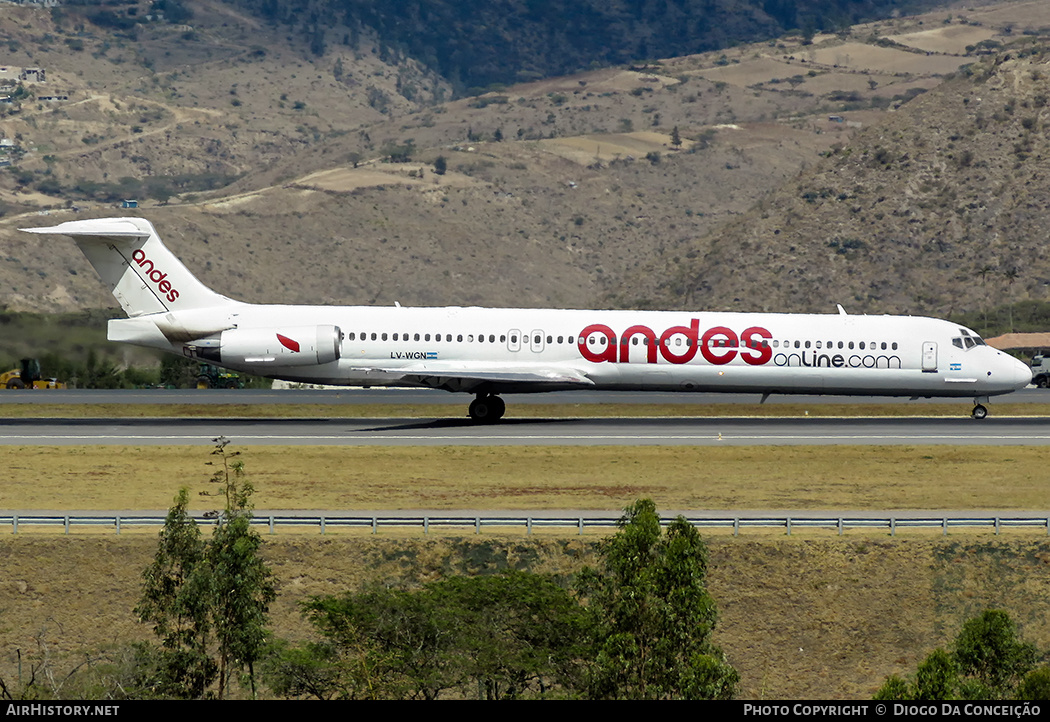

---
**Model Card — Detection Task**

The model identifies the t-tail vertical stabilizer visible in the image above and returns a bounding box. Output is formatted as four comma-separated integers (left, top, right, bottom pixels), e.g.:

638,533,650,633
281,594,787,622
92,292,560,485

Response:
22,217,232,316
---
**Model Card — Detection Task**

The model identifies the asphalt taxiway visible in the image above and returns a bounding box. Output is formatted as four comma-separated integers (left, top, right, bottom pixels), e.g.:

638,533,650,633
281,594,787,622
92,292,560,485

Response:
1,388,1048,405
2,415,1048,446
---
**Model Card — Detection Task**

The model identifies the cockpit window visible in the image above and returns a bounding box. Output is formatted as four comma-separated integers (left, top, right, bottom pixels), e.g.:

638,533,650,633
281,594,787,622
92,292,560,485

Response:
953,328,986,350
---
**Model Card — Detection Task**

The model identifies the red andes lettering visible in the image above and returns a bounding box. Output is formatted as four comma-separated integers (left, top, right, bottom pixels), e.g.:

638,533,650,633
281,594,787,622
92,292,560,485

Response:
578,323,617,363
131,249,180,304
740,326,773,365
659,318,699,364
619,325,657,364
700,326,738,365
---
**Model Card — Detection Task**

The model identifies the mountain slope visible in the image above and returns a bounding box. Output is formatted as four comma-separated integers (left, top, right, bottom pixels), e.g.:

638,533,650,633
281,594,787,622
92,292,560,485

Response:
638,42,1050,316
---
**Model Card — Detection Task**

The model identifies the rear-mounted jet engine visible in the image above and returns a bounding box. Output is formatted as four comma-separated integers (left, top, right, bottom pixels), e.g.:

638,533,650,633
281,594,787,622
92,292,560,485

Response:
192,325,342,367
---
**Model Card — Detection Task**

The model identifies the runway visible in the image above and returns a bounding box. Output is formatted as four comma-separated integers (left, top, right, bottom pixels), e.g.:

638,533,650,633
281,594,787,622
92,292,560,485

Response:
1,387,1048,405
3,416,1050,446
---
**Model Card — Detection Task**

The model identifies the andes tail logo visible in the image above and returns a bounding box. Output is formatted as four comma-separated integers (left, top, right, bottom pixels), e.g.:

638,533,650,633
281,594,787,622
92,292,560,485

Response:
131,249,180,303
277,334,301,353
577,321,772,366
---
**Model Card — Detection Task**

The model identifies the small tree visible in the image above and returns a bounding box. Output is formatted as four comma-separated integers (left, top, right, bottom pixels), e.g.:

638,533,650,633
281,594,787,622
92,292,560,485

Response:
576,499,738,699
136,438,274,699
433,155,447,175
135,488,215,698
200,437,276,699
875,610,1041,700
670,125,682,149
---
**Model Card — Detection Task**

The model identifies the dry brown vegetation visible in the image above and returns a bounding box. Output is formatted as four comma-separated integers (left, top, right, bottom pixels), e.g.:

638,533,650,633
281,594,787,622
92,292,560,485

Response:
3,443,1050,513
1,2,1047,318
5,534,1050,699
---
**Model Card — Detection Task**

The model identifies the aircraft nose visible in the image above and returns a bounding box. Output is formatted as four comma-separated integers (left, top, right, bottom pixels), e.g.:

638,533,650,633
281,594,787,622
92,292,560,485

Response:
1012,356,1033,389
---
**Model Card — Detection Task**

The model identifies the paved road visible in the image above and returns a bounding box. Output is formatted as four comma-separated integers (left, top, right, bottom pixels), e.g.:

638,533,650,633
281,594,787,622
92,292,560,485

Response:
2,416,1049,446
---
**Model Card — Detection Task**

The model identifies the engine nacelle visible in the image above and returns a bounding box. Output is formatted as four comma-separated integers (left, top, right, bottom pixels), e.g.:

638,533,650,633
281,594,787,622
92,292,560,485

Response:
197,325,342,367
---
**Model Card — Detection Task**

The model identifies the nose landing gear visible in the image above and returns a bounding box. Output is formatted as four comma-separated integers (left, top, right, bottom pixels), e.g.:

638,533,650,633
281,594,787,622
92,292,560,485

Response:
468,394,506,423
971,396,989,420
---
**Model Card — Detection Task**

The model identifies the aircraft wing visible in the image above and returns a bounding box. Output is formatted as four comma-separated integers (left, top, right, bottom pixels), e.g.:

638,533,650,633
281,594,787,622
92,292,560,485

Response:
348,363,594,391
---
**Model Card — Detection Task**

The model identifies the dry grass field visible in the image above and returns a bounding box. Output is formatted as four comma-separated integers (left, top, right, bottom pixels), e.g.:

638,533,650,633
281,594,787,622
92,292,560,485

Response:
806,42,968,75
886,24,999,54
3,443,1050,513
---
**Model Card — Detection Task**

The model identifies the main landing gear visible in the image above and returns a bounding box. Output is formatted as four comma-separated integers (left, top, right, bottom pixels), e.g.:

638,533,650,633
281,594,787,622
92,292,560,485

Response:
972,396,989,420
468,393,506,423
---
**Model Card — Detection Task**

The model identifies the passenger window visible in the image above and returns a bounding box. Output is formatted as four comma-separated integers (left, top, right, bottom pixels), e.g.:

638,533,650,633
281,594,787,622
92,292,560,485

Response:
371,333,377,341
511,335,518,344
491,335,496,343
348,332,355,341
568,336,574,344
382,333,388,341
457,335,463,342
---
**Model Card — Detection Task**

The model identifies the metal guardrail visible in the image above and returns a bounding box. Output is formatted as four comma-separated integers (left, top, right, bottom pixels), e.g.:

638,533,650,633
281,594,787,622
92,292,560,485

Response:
1,514,1050,536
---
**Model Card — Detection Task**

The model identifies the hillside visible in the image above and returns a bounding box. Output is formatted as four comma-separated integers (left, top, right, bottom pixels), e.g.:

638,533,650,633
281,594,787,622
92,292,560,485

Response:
638,39,1050,317
0,1,1048,318
222,0,947,92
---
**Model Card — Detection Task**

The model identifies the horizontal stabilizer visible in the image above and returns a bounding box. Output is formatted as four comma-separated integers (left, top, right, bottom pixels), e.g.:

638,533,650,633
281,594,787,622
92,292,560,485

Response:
22,218,151,238
22,217,233,316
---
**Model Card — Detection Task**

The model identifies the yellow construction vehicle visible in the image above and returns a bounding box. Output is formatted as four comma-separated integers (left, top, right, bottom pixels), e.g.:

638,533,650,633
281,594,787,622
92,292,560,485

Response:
1,358,66,389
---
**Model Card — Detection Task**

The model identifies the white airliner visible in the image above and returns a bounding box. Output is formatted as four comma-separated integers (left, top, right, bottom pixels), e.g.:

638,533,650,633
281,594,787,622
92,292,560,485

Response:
24,217,1031,421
